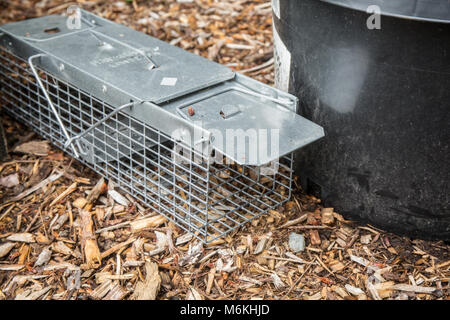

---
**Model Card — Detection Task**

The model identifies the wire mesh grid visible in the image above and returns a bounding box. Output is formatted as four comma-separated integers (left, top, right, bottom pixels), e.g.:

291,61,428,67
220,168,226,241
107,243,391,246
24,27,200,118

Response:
0,46,294,243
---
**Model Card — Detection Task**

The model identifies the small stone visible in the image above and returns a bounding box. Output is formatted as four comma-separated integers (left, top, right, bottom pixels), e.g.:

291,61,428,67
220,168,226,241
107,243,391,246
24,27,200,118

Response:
288,232,305,253
187,106,195,116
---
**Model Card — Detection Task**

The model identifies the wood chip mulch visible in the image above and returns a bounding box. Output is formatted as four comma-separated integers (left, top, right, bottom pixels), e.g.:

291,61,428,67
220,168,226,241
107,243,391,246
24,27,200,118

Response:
0,0,449,300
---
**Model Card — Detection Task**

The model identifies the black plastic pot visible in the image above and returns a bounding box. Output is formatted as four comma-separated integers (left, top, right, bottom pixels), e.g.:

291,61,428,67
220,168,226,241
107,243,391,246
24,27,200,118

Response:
273,0,450,240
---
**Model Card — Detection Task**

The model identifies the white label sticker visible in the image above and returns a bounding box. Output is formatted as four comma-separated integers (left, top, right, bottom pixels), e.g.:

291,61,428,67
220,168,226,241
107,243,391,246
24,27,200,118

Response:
160,77,178,86
273,23,291,92
272,0,280,19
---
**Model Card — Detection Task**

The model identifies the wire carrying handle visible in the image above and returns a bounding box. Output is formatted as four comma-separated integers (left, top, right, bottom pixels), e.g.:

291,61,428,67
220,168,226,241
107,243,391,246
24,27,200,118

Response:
28,53,135,159
28,53,81,158
63,101,135,152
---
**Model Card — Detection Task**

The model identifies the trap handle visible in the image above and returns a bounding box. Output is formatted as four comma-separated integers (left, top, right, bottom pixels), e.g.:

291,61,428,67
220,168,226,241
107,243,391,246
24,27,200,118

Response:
63,101,135,152
28,53,136,159
28,53,81,158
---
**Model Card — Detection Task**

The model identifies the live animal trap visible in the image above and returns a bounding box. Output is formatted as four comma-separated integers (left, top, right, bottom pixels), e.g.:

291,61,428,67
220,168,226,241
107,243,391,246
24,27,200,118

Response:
0,11,324,243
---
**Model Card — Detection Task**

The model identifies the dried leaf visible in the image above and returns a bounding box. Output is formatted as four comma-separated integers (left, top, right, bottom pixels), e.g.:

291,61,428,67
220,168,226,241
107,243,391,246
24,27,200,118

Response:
34,247,52,267
271,273,285,289
14,140,49,156
179,242,203,266
345,284,365,296
9,171,63,202
253,232,272,255
0,173,19,188
6,233,35,243
108,190,130,206
186,287,203,300
0,264,24,271
0,242,15,258
52,241,76,257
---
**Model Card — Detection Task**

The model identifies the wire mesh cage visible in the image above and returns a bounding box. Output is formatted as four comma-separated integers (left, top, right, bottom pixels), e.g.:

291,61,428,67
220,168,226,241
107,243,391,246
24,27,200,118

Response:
0,11,323,243
0,47,294,243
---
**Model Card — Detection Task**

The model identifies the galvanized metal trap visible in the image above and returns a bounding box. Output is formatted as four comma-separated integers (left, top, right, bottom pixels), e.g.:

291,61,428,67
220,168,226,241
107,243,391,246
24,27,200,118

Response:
0,11,324,243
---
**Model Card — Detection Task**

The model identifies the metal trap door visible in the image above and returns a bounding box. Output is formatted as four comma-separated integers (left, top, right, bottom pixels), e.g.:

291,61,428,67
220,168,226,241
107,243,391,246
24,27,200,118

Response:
169,74,325,167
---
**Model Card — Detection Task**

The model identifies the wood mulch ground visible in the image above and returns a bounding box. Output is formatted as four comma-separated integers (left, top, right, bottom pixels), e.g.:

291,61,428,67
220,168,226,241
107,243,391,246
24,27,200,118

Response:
0,0,448,300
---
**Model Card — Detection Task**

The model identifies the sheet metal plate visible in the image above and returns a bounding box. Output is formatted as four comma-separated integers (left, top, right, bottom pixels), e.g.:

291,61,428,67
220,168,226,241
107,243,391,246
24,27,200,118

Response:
0,13,235,104
166,80,325,166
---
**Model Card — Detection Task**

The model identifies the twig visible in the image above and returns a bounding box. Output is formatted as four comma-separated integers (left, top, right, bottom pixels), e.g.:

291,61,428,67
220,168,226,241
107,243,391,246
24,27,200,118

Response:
95,221,130,234
0,203,15,222
100,237,135,259
283,264,313,298
7,171,64,203
261,255,316,265
25,208,41,233
289,225,333,230
239,57,274,73
49,182,77,207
